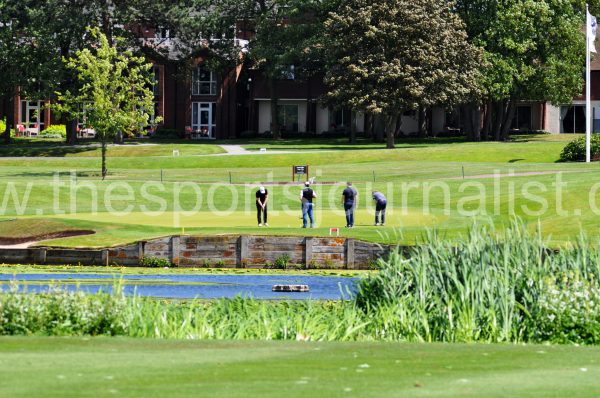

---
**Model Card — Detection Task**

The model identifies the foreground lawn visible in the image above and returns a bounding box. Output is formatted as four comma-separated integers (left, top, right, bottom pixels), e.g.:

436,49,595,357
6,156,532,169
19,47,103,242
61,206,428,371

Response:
0,337,598,398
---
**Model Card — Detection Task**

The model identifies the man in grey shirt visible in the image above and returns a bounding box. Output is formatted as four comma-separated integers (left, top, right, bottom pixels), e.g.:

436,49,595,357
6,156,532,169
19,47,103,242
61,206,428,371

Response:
372,191,387,226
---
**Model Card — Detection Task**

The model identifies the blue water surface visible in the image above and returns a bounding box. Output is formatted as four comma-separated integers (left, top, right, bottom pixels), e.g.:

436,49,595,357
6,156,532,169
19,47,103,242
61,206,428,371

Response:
0,273,359,300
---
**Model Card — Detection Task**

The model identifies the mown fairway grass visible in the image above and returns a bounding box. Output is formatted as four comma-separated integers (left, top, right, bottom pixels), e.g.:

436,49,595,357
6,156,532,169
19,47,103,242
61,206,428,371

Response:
1,337,599,398
0,133,598,247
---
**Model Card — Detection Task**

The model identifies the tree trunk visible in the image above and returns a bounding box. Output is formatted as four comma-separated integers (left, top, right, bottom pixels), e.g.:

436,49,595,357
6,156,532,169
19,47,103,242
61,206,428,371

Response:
101,139,107,180
115,130,123,144
268,77,280,139
500,99,516,141
349,110,357,144
3,95,13,145
469,103,480,141
386,115,396,149
418,106,427,138
66,118,78,145
492,100,505,141
365,113,373,139
482,100,492,141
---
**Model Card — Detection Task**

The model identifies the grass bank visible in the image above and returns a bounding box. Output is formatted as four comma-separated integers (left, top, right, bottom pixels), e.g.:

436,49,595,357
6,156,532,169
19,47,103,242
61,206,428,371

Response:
2,336,599,398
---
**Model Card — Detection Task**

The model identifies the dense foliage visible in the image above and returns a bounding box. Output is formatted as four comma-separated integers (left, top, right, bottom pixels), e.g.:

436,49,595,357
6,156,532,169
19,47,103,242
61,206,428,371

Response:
357,224,600,344
559,135,600,161
55,29,157,179
40,125,67,138
323,0,481,148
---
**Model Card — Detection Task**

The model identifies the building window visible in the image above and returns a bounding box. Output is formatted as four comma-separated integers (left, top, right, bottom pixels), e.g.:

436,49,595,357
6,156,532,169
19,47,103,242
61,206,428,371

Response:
511,105,532,131
560,105,586,134
192,66,217,96
20,100,44,130
331,108,351,131
277,104,298,132
191,102,216,138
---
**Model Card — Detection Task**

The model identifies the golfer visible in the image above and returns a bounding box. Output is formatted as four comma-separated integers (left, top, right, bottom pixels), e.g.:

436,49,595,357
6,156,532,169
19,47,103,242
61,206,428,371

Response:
372,191,387,226
342,182,358,227
300,181,317,228
256,186,268,226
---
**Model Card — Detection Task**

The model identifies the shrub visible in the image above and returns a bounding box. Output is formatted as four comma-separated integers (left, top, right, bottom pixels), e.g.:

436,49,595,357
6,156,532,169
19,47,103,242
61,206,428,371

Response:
0,283,127,336
274,254,291,270
239,130,257,139
151,128,181,139
559,135,600,161
140,256,173,268
0,119,15,137
533,275,600,344
40,124,67,138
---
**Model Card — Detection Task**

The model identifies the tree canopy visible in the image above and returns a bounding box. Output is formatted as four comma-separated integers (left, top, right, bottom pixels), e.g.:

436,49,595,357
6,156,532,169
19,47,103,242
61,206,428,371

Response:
55,29,157,179
323,0,482,147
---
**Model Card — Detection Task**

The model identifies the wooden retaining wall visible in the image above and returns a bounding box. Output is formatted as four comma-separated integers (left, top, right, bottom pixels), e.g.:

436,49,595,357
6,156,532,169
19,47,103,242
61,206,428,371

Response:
0,235,394,269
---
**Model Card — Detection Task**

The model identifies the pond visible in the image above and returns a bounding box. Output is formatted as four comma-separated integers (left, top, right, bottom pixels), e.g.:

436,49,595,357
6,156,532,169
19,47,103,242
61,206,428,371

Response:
0,273,359,300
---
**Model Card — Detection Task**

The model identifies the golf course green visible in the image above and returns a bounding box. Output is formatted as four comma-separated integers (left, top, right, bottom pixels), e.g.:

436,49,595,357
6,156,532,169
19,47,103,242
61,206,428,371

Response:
0,134,598,247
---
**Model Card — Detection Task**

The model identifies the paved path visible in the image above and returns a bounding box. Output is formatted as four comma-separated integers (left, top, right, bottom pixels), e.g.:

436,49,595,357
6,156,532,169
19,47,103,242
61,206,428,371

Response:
216,144,314,156
218,144,251,155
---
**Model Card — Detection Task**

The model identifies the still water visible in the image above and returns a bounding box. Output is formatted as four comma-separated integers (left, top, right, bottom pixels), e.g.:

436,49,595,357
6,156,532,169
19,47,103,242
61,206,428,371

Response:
0,273,359,300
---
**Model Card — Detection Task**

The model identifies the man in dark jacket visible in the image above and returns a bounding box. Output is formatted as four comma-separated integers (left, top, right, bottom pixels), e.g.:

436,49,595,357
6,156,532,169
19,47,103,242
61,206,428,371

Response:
342,182,358,227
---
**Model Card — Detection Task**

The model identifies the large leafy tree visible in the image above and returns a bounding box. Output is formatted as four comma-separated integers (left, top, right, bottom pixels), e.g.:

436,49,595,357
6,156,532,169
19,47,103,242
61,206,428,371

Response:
323,0,481,148
0,0,59,144
44,0,162,144
56,30,157,179
455,0,592,140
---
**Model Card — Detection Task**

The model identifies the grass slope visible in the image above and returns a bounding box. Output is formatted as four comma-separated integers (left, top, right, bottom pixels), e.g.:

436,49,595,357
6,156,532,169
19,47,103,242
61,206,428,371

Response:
0,337,599,398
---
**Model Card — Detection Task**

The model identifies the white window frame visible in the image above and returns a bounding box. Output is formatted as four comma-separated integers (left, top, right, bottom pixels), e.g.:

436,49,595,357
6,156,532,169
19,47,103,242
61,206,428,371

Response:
191,102,216,138
192,66,217,96
20,100,44,130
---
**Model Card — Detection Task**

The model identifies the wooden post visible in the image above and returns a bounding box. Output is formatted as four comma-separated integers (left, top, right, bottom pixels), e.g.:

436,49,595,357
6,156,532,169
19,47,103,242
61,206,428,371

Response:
34,248,47,264
304,237,314,267
171,236,180,266
137,241,145,265
101,249,109,266
237,235,249,268
345,239,355,269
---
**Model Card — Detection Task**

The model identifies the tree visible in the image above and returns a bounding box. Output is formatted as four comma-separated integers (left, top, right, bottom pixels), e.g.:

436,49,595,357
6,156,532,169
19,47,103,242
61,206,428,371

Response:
43,0,163,144
455,0,591,140
55,29,157,179
0,0,59,144
323,0,481,148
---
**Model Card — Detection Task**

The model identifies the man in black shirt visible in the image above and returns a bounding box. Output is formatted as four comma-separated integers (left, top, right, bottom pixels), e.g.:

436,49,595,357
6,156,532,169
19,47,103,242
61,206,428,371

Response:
256,186,268,226
300,181,317,228
342,182,358,227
